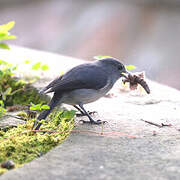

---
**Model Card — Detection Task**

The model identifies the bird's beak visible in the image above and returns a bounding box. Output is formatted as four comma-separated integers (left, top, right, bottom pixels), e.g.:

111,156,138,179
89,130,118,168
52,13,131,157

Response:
121,70,130,78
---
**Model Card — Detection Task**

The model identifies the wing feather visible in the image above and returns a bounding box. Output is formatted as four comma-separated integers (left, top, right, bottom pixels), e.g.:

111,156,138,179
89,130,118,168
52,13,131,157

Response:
44,64,108,94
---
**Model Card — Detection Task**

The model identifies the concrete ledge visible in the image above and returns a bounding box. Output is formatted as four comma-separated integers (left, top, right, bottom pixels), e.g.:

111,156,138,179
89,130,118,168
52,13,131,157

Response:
1,46,180,180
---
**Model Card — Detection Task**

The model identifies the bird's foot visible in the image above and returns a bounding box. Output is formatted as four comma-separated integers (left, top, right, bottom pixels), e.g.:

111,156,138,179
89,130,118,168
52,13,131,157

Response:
76,111,97,117
79,119,107,125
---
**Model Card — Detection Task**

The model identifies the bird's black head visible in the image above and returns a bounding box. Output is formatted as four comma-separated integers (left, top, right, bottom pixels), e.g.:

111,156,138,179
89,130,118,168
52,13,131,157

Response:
96,58,129,79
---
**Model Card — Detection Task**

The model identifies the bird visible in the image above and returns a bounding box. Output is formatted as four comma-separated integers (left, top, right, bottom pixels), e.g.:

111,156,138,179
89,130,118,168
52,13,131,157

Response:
33,58,128,130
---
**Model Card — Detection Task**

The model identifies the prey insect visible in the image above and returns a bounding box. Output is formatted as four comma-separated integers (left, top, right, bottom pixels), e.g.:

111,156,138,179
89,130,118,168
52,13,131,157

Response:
122,72,150,94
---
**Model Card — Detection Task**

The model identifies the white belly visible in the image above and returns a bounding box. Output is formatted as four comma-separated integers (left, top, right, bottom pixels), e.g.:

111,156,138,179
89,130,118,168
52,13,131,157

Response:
61,78,114,105
62,89,106,105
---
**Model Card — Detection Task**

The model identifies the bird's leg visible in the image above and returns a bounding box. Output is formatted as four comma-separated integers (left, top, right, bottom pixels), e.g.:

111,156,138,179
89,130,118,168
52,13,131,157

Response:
78,104,106,124
74,105,85,115
33,93,62,130
74,105,97,117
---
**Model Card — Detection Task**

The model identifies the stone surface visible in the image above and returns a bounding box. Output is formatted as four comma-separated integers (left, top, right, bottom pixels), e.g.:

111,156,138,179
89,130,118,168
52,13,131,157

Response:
1,46,180,180
0,114,25,128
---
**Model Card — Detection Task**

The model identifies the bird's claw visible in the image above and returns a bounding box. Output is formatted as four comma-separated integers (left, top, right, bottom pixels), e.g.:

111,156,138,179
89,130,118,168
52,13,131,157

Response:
76,111,97,117
79,119,107,125
96,120,107,124
89,111,97,115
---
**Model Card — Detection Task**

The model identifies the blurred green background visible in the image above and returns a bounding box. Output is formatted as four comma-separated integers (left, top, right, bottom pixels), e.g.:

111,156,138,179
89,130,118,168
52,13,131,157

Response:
1,0,180,89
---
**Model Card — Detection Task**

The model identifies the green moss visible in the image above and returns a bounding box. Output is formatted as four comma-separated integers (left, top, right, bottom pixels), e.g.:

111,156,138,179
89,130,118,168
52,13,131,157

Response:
5,83,49,107
0,110,75,174
13,85,49,105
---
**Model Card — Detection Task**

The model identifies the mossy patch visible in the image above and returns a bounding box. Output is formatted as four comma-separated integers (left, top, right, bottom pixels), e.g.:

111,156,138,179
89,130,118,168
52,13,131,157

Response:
0,110,75,175
0,58,49,107
3,82,49,107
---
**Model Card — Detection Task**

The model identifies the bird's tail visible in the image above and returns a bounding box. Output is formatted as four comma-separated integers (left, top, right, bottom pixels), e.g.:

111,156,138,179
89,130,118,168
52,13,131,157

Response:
32,93,62,130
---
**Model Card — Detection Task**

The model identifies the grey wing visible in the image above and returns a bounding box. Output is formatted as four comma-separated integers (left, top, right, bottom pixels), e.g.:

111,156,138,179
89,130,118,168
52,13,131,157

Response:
44,64,108,94
39,75,63,94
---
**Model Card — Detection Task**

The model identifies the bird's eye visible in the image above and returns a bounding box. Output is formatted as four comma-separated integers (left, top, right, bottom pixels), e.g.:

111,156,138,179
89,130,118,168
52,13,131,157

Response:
118,64,123,70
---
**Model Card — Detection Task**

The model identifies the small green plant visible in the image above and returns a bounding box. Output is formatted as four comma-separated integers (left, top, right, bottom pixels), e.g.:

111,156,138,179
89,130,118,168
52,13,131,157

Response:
0,59,48,107
30,103,50,111
0,60,22,104
24,60,49,72
0,21,16,50
0,100,6,118
0,21,21,107
0,21,49,108
0,59,47,106
32,62,49,71
125,65,136,71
